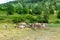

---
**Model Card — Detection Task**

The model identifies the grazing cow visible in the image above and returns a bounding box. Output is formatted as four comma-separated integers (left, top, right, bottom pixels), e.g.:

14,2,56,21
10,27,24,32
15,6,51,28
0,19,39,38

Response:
14,23,19,28
29,23,42,29
34,23,42,29
3,23,8,29
19,22,27,29
41,23,47,28
29,23,35,28
29,23,47,29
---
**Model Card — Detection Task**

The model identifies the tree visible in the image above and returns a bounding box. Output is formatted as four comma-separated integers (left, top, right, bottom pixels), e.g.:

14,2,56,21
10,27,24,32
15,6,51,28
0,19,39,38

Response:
17,3,23,14
57,11,60,19
29,3,42,15
7,3,14,15
43,2,49,23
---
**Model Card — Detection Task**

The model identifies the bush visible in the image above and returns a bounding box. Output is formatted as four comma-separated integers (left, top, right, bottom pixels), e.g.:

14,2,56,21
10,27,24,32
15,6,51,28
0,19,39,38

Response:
43,13,49,23
37,15,43,23
7,4,14,15
26,14,37,23
12,17,21,23
12,15,27,23
55,20,60,23
57,11,60,19
0,16,7,20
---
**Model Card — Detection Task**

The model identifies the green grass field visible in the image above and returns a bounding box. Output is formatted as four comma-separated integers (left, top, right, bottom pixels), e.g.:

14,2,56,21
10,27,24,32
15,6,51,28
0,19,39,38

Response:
0,23,60,40
0,11,60,40
0,0,60,40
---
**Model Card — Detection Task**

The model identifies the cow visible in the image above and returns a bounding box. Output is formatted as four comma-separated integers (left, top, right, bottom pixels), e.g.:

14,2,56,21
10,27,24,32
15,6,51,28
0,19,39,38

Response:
34,23,42,29
29,23,47,29
19,22,27,29
29,23,42,29
41,23,47,28
14,23,19,28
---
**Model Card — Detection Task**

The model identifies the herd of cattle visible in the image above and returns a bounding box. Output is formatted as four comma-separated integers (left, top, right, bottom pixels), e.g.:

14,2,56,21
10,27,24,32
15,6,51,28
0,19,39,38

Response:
3,22,48,29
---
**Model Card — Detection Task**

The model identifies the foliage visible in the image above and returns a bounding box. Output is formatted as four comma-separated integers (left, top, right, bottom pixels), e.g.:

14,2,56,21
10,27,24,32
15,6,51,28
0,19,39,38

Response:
57,11,60,19
0,0,60,23
6,3,14,15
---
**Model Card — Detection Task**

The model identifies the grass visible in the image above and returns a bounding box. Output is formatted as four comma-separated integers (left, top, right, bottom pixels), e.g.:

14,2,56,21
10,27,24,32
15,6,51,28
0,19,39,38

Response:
49,14,59,23
0,27,60,40
48,23,60,27
0,11,60,23
0,23,60,40
0,11,60,40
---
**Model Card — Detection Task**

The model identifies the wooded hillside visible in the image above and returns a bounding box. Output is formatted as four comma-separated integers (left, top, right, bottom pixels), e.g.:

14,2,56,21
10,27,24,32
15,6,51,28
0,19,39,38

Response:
0,0,60,23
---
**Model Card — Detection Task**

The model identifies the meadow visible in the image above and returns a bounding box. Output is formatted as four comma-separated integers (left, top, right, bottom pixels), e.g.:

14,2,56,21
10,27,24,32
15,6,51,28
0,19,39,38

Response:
0,0,60,40
0,23,60,40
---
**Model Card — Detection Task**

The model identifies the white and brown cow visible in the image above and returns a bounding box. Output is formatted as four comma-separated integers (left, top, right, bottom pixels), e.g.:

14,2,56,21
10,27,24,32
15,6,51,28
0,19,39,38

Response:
19,22,27,29
29,23,41,29
14,23,19,28
41,23,47,28
29,23,47,29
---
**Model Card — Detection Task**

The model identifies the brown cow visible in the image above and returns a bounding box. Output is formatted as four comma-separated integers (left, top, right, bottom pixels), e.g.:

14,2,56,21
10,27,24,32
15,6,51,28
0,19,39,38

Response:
14,23,19,28
34,23,42,29
41,23,47,28
29,23,42,29
29,23,47,29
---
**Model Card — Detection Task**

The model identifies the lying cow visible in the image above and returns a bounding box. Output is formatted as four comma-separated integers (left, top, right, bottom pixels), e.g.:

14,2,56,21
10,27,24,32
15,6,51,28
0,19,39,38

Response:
29,23,47,29
29,23,42,29
41,23,47,28
14,23,19,28
19,22,27,29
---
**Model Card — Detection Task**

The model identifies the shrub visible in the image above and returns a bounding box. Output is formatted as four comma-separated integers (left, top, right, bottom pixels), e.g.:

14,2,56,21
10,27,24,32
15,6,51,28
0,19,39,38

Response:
55,20,60,23
12,15,27,23
43,13,49,23
12,17,21,23
0,16,7,20
37,15,43,23
57,11,60,19
26,14,37,23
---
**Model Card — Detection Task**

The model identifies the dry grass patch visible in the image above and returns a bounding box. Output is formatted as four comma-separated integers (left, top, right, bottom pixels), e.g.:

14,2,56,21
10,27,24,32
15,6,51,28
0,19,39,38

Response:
0,27,60,40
